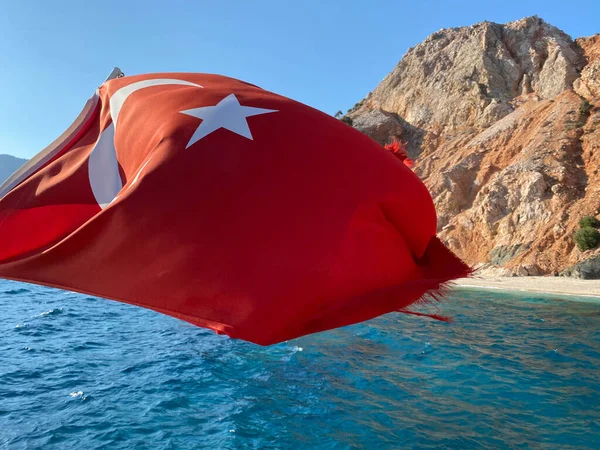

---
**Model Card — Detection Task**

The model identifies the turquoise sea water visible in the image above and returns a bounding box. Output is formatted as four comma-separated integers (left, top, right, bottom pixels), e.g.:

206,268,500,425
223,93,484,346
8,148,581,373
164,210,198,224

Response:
1,279,599,449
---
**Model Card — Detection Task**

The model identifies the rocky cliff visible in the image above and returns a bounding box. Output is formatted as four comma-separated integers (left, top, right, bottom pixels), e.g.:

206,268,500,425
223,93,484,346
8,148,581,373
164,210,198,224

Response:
347,16,600,277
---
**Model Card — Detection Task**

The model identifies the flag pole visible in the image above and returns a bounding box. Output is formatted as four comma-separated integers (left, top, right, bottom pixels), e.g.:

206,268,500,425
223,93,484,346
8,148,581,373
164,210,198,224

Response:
105,67,125,82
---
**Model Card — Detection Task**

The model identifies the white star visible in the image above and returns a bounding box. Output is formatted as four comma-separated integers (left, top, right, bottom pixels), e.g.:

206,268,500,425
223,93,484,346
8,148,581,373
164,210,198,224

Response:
180,94,278,148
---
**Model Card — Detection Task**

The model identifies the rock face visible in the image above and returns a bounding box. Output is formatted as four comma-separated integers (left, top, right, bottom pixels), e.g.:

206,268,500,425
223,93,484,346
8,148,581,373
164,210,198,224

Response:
347,16,600,277
560,255,600,279
350,109,424,158
351,110,404,145
0,154,27,185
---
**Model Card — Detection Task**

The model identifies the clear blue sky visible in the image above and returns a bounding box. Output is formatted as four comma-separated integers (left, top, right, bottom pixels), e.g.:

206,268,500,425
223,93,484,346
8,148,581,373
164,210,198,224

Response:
0,0,597,159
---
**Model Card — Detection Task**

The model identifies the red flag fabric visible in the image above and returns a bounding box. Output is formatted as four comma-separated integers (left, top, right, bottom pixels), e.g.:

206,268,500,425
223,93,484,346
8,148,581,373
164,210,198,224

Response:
0,73,470,345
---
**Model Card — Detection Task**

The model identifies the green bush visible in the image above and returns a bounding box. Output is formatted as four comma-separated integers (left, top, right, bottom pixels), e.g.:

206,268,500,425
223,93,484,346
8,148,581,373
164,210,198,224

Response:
340,116,353,126
574,227,600,251
565,120,586,130
567,100,593,131
580,99,592,117
579,215,600,229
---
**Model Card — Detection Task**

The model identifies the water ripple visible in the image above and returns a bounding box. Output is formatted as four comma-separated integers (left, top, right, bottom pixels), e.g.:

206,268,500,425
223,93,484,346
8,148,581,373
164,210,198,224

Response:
0,280,599,449
35,308,64,318
2,288,30,295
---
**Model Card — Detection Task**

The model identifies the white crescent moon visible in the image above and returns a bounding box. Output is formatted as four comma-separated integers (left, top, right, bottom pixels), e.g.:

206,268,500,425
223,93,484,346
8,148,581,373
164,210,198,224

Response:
88,79,202,208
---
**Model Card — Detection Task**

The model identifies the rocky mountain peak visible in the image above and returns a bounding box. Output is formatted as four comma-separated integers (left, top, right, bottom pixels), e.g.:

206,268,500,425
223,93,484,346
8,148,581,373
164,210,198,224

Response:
348,17,600,277
0,154,27,186
352,16,585,135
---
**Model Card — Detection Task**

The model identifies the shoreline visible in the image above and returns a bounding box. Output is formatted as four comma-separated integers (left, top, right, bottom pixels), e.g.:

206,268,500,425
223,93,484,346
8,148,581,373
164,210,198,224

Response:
452,276,600,302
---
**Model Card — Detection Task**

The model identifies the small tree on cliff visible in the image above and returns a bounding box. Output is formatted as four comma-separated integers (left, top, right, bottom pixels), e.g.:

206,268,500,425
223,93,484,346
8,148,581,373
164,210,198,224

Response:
340,116,353,126
579,216,600,229
574,227,600,252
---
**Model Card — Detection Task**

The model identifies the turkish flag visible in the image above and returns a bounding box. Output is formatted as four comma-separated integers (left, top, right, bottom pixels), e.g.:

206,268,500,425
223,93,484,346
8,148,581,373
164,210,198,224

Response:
0,72,470,345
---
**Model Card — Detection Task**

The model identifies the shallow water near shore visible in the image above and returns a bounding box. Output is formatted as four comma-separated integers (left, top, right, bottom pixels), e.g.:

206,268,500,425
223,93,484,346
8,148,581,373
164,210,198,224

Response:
1,279,599,449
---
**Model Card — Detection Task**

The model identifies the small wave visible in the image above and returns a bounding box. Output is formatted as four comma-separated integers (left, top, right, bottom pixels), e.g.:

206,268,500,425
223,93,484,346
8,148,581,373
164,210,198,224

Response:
251,373,271,382
69,391,87,400
422,342,434,354
72,341,108,352
155,397,191,410
35,308,64,318
2,288,30,295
